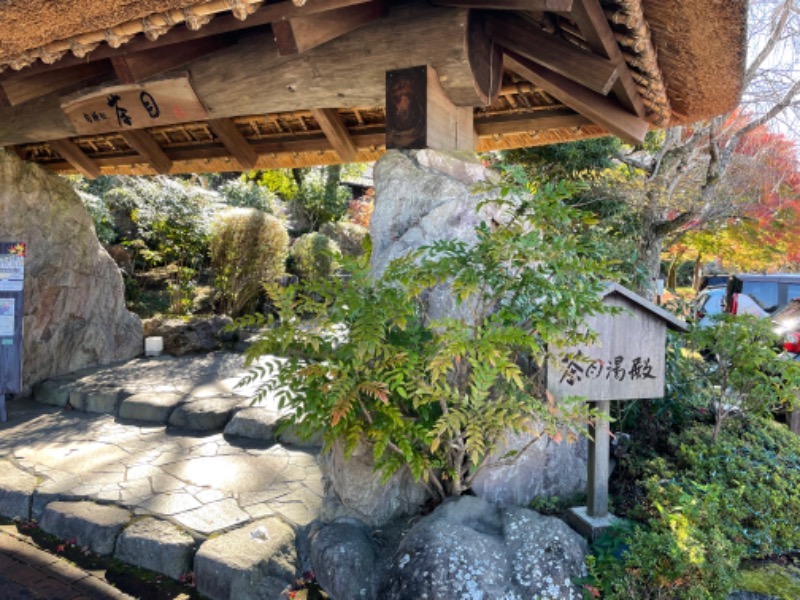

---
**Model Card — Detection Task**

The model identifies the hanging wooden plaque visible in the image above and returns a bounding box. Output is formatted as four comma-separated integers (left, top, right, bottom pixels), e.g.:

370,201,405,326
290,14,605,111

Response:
61,75,208,135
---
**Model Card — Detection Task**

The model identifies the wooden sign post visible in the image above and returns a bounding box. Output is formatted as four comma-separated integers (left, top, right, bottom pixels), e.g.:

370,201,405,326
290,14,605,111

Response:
547,283,687,539
0,241,25,422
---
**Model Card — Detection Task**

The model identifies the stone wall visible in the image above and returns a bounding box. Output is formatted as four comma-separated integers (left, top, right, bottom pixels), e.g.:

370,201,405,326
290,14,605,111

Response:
0,151,142,391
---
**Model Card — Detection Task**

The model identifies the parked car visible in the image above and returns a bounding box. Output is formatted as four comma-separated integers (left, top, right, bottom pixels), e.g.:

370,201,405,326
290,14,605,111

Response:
772,299,800,360
692,286,726,328
724,274,800,317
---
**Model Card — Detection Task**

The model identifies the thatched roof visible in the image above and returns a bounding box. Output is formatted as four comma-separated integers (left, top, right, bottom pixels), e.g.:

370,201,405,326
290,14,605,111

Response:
0,0,748,176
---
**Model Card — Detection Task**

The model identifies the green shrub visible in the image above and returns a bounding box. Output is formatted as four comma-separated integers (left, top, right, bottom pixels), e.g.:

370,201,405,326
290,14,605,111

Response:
319,221,369,258
240,172,617,498
591,416,800,599
288,232,341,281
210,208,289,316
218,177,277,213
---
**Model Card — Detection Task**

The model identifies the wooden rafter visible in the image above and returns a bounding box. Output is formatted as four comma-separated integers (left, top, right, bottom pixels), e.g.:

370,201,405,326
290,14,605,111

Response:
504,52,648,144
120,129,172,173
1,62,113,107
207,118,259,169
272,2,386,55
475,109,591,136
311,109,358,162
48,138,101,178
485,14,619,95
111,36,231,84
569,0,646,117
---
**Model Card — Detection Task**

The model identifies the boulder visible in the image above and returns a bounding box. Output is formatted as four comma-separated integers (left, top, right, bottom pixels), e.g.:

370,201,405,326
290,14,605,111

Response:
0,460,37,520
471,426,588,506
115,517,195,580
142,315,235,356
311,520,379,600
320,438,429,528
39,500,131,556
194,516,297,600
168,396,242,431
118,392,184,423
224,407,281,441
0,150,142,391
378,496,588,600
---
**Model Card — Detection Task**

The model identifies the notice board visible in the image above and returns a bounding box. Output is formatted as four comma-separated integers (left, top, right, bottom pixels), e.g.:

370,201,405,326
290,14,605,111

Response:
0,241,24,394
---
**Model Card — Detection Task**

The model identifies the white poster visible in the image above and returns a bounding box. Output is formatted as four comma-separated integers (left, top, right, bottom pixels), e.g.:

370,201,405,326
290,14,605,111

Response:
0,298,15,336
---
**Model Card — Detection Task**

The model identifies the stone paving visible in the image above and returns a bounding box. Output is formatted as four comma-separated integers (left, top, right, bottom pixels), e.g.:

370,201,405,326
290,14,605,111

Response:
0,352,325,600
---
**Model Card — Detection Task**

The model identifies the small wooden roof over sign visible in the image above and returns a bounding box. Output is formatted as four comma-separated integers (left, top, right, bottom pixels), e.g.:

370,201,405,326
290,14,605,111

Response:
548,283,687,403
0,0,748,177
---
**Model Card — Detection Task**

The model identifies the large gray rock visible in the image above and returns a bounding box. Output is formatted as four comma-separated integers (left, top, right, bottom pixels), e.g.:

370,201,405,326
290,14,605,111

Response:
39,500,131,555
311,520,378,600
0,150,142,391
115,517,195,580
0,460,37,520
168,396,241,431
224,407,281,441
194,516,297,600
118,392,184,422
378,496,588,600
320,438,429,528
143,315,235,356
471,426,588,506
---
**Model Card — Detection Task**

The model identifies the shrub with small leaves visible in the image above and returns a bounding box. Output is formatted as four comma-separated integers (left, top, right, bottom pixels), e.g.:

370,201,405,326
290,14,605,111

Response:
210,208,289,316
319,221,369,258
240,170,617,499
288,232,341,281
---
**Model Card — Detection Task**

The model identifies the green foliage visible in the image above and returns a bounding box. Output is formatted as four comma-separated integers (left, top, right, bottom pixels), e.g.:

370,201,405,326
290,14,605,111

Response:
241,171,617,498
501,138,622,181
288,166,350,232
218,177,277,213
105,176,213,314
738,564,800,600
689,314,800,438
288,232,341,281
210,208,289,316
76,189,117,244
591,416,800,599
319,221,369,258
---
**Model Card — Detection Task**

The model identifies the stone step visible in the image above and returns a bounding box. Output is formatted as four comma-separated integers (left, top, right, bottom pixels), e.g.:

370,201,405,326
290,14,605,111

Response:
39,501,131,556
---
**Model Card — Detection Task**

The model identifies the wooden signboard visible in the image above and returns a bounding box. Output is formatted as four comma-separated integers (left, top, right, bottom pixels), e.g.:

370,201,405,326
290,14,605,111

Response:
0,241,25,420
61,75,208,135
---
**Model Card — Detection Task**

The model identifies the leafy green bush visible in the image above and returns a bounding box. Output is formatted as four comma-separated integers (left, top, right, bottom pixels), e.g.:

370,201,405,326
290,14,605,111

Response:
288,232,341,281
591,416,800,599
241,172,617,498
210,208,289,316
218,177,277,213
689,314,800,438
319,221,368,258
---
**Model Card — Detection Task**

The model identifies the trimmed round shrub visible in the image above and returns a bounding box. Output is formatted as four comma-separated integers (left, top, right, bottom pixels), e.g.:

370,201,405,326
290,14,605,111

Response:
319,221,369,258
210,208,289,316
289,232,341,281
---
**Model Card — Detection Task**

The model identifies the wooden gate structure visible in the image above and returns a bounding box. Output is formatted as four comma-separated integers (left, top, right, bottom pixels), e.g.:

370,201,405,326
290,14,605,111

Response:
0,0,746,177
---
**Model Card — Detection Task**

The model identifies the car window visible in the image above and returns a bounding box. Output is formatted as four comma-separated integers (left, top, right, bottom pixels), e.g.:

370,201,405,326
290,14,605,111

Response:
700,291,724,314
787,284,800,302
741,281,779,313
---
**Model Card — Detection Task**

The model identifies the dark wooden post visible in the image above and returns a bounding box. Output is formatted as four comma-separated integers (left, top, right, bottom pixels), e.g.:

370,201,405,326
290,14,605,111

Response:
385,65,474,152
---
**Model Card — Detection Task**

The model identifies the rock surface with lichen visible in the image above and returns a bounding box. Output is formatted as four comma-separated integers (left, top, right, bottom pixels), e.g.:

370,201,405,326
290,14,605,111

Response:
0,150,142,390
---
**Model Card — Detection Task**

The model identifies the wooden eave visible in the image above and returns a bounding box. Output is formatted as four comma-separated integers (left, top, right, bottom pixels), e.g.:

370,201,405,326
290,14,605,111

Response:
0,0,733,176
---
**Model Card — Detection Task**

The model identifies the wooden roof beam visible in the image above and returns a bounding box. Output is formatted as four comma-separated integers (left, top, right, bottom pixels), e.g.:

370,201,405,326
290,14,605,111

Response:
1,62,113,106
433,1,573,9
207,118,259,170
272,2,386,55
48,138,101,178
486,13,619,95
311,109,358,162
504,51,648,144
568,0,646,117
119,129,172,174
475,109,590,136
111,36,231,84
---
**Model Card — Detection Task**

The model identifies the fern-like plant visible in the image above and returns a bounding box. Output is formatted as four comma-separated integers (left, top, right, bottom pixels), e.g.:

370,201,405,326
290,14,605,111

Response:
241,168,618,498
